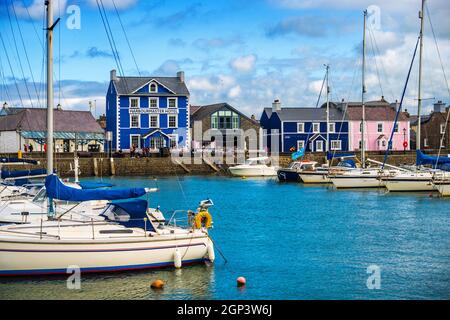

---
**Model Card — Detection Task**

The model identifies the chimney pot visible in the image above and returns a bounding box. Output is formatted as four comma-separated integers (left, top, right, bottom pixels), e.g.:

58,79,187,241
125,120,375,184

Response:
177,71,185,83
272,99,281,112
110,69,117,81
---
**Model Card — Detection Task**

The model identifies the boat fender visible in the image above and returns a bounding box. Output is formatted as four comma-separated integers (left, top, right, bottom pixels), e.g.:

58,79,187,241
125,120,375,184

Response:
207,241,215,262
193,210,213,229
174,248,182,268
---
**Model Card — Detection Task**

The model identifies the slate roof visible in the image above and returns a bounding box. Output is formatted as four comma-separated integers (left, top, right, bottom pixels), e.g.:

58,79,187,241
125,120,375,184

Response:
269,106,348,121
112,76,189,96
0,108,104,133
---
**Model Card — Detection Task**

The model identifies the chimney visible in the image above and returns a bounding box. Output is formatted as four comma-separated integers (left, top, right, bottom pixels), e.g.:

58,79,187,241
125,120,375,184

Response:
272,99,281,112
177,71,185,83
251,114,256,121
110,69,118,81
433,100,446,113
390,99,400,111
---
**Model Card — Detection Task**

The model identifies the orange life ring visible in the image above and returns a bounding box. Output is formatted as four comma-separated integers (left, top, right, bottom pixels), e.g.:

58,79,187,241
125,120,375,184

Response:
193,210,213,229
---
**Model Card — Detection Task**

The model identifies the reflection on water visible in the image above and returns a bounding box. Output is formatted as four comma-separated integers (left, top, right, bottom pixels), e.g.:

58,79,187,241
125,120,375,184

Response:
1,175,449,300
0,264,215,300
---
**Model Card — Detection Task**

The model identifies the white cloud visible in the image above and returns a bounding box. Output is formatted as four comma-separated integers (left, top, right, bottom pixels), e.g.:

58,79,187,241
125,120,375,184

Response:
86,0,138,10
230,55,257,72
228,85,241,98
12,0,68,20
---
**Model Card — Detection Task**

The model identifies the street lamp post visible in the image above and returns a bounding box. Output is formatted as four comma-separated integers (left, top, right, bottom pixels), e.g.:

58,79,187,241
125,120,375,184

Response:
403,127,407,154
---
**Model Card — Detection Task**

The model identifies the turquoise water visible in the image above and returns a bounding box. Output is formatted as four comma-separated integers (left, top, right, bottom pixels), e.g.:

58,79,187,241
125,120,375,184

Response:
0,176,449,299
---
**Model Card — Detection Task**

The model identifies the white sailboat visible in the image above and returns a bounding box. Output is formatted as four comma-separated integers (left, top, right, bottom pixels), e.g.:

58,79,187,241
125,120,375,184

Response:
0,0,215,276
329,10,385,189
383,0,445,192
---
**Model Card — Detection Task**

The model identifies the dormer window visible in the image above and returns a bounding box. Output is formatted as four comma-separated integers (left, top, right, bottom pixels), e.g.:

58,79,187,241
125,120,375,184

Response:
149,82,157,93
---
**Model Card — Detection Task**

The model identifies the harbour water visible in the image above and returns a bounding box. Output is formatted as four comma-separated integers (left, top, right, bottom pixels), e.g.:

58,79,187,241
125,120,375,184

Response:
0,176,449,299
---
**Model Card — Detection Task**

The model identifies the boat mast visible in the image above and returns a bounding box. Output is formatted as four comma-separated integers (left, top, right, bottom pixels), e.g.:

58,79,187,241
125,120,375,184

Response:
46,0,54,176
417,0,425,151
361,10,367,168
325,64,330,160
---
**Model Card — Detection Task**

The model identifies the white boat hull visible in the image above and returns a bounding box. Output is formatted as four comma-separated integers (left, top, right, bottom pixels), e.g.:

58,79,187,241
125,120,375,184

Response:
298,172,330,184
0,235,212,276
435,182,450,196
330,175,384,188
384,179,435,192
229,166,277,177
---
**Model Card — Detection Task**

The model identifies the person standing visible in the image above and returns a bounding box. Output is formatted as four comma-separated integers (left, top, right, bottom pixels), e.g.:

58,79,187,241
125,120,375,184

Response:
29,144,33,153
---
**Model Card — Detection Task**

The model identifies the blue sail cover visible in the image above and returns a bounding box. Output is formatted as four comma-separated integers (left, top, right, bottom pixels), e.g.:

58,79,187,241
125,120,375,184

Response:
1,168,46,179
79,181,114,189
45,174,147,201
416,150,450,167
327,152,355,160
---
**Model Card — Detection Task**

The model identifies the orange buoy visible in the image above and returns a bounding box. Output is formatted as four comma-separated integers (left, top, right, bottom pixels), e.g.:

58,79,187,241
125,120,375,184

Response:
237,276,246,287
151,279,164,289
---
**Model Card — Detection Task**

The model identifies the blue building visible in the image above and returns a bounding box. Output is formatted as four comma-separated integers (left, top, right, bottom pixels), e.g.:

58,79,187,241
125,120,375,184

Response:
106,70,190,151
260,99,349,153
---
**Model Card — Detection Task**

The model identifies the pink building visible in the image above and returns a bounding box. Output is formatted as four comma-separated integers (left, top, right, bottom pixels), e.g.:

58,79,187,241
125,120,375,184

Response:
343,99,410,151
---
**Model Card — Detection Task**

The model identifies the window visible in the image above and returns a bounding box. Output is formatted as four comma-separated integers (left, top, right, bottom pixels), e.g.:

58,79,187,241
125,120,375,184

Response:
150,137,165,149
394,123,399,133
150,115,159,128
168,98,177,108
130,97,139,109
331,140,341,150
441,123,446,134
377,123,383,133
130,115,140,128
359,140,365,149
297,123,305,133
382,140,386,147
316,140,323,152
168,134,178,148
130,135,140,148
150,98,158,109
211,110,239,129
312,123,320,133
359,122,363,132
297,140,305,150
424,138,428,147
168,115,177,128
328,123,335,133
149,83,157,93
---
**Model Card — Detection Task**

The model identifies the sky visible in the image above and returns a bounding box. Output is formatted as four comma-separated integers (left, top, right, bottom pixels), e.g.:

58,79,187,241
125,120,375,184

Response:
0,0,449,119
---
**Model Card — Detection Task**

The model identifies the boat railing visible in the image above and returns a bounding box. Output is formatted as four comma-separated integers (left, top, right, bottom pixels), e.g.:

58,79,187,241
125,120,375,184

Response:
166,210,192,228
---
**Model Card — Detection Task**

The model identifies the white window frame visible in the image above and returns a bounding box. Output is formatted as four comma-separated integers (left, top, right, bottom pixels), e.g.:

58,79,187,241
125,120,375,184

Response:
316,140,323,152
168,134,178,149
328,122,335,133
331,140,341,151
129,134,141,149
312,123,320,133
149,98,159,109
377,122,383,133
297,140,305,150
424,138,429,147
297,122,304,133
168,114,178,128
129,97,140,109
130,114,140,128
149,82,158,93
150,115,159,128
168,98,178,109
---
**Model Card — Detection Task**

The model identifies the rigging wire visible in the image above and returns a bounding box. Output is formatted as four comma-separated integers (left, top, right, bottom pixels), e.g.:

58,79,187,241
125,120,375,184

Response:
111,0,141,76
4,0,34,107
315,71,326,108
96,0,129,93
366,26,384,99
10,0,41,108
425,3,450,165
0,31,24,107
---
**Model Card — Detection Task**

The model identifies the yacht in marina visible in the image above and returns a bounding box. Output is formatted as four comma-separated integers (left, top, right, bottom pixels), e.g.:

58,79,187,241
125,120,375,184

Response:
0,0,216,276
229,156,278,177
277,161,320,182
